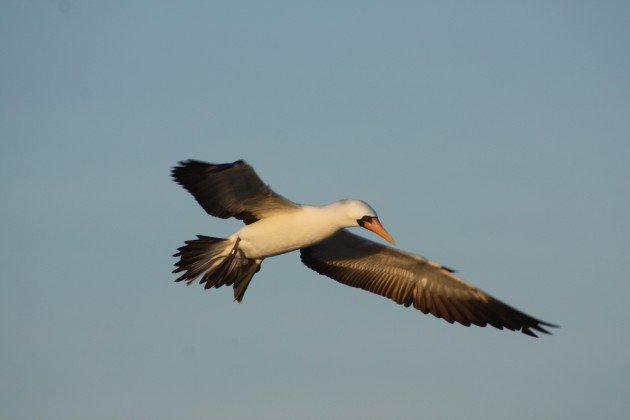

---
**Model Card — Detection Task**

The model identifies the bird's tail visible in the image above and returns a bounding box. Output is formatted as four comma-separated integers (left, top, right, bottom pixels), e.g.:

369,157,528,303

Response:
173,236,261,302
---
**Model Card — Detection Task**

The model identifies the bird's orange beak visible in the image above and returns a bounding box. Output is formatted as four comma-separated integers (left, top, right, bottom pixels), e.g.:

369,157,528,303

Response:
362,217,396,245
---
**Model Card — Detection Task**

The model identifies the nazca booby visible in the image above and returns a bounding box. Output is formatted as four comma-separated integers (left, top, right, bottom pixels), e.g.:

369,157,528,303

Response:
172,159,556,337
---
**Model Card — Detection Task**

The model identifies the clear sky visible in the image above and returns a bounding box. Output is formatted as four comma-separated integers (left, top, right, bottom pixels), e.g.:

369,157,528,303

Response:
1,2,629,419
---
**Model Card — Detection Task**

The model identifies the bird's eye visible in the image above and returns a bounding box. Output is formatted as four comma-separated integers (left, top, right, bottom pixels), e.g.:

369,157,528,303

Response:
357,215,373,226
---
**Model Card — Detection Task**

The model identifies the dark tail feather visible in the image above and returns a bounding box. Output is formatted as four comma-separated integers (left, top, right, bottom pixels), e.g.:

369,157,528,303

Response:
173,236,262,301
234,262,261,303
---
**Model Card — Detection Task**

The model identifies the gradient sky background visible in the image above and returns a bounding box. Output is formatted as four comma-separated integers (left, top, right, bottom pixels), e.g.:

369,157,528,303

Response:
1,2,629,419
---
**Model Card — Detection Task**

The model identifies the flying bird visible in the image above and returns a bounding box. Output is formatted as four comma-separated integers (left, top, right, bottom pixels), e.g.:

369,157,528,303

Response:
172,159,556,337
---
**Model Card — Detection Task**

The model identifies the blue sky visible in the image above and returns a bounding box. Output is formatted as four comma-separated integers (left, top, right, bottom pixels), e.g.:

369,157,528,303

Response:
1,2,629,419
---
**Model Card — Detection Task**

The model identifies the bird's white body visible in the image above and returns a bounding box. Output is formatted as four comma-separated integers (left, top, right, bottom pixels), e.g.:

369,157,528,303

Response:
231,201,373,259
172,159,555,336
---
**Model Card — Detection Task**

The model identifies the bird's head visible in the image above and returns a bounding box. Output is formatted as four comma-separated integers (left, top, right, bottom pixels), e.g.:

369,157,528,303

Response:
338,199,396,245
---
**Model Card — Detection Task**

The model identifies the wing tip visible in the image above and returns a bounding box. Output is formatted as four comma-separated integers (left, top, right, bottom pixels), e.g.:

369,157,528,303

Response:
171,159,249,180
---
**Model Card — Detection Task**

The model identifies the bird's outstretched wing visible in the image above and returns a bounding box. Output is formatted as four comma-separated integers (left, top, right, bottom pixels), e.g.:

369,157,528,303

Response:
172,159,299,224
300,230,556,337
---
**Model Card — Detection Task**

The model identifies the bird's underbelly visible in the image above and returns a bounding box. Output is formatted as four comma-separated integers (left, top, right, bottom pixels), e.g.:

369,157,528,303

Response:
232,214,340,259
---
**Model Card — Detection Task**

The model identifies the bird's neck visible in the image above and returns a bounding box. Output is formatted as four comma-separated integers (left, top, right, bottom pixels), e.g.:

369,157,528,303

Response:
308,201,355,229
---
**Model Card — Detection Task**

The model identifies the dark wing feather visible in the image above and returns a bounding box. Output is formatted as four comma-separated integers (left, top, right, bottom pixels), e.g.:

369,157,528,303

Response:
300,230,557,337
172,159,299,224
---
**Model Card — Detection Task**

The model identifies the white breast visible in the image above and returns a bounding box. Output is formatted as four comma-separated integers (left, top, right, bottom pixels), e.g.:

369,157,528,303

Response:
233,205,345,259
